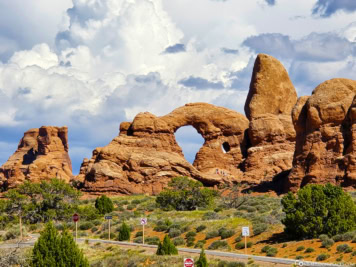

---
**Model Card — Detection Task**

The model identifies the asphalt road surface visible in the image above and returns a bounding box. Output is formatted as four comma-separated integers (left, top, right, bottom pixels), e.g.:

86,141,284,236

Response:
0,236,347,267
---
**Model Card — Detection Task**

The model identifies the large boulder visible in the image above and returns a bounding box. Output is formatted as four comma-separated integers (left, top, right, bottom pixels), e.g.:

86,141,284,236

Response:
287,78,356,191
0,126,72,189
243,54,297,183
76,103,249,194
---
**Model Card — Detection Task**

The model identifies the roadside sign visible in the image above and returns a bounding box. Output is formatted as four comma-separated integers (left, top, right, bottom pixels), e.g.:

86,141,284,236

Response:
105,215,112,220
72,213,80,222
140,218,147,225
242,226,249,237
184,258,194,267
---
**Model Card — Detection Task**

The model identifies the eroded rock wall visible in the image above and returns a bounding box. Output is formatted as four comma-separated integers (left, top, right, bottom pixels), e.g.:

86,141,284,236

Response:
0,126,72,189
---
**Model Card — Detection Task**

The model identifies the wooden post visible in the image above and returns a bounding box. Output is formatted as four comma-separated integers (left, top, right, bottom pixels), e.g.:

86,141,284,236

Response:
108,219,111,241
142,223,145,244
244,235,247,254
19,214,23,241
75,221,78,242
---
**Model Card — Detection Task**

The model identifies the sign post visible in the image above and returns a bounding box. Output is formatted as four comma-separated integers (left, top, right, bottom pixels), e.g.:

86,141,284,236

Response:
184,258,194,267
140,218,147,244
105,215,113,240
72,213,80,242
242,226,250,254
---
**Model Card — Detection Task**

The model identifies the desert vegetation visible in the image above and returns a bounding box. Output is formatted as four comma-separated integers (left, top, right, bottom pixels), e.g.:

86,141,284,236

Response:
1,177,356,266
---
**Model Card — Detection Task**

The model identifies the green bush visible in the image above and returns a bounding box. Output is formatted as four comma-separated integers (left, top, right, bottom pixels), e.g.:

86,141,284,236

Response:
208,240,229,250
252,223,267,236
173,237,185,246
117,222,130,241
79,222,94,231
131,199,141,205
95,195,114,215
168,228,181,238
261,245,271,253
316,253,329,261
318,234,329,242
205,230,219,239
156,235,178,255
219,228,235,239
133,236,143,243
282,184,356,239
196,248,208,267
203,212,219,220
321,238,334,248
246,241,252,248
196,225,207,232
186,231,197,238
234,236,242,243
156,176,216,211
305,247,315,253
126,204,136,210
31,221,89,267
195,240,206,248
296,246,305,251
235,242,244,250
336,244,352,253
135,231,143,237
266,247,278,257
217,261,245,267
145,236,160,245
352,251,356,256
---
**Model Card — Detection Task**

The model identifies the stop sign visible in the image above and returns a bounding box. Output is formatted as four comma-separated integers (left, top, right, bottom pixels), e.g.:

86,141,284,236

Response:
184,258,194,267
72,213,80,222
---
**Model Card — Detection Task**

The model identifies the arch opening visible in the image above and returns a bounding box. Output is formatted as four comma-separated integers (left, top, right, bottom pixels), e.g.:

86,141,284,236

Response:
174,126,205,164
222,142,230,153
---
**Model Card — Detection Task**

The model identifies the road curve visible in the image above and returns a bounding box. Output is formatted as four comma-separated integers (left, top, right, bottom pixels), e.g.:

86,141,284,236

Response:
0,236,347,267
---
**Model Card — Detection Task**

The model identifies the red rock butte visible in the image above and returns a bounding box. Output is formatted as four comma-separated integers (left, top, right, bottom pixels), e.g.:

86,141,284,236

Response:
1,54,356,194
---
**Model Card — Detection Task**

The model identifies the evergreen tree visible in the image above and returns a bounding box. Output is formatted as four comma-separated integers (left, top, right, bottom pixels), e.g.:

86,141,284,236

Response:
196,248,208,267
95,195,114,215
118,221,131,241
282,183,356,239
156,235,178,255
31,221,89,267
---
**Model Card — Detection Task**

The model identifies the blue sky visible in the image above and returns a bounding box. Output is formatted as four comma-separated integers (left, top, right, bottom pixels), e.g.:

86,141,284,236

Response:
0,0,355,173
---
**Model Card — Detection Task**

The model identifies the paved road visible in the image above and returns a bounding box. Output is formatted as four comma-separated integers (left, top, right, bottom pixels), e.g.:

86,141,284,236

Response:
0,236,347,267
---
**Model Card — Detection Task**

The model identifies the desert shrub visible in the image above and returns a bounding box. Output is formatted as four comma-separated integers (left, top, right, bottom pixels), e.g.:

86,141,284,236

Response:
156,176,216,211
282,183,356,239
282,243,287,248
252,223,267,236
219,228,235,239
336,244,352,253
186,231,197,238
145,236,160,245
295,255,304,260
296,246,305,252
95,195,114,215
340,231,356,241
261,245,271,253
319,234,329,242
135,231,143,237
246,241,252,248
126,204,136,210
316,253,329,261
168,228,181,238
92,220,101,226
203,211,219,220
156,235,178,255
79,222,94,231
168,223,181,230
235,242,244,250
208,240,229,250
91,226,98,233
352,251,356,256
117,222,130,241
131,199,141,205
352,236,356,243
256,205,270,213
195,240,206,248
234,236,242,243
153,224,168,232
321,238,334,248
246,206,256,213
205,230,219,239
332,234,343,242
196,225,207,233
29,224,38,231
214,207,223,212
187,240,195,247
173,237,185,246
305,247,315,253
133,236,143,243
5,229,20,240
218,261,245,267
266,247,278,257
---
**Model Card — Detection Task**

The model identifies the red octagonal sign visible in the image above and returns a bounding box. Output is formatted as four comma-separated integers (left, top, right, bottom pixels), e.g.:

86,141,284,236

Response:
72,213,79,222
184,258,194,267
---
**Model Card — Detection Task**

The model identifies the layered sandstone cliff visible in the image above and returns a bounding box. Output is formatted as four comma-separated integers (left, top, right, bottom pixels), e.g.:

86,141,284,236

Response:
286,78,356,191
243,54,297,183
0,126,72,189
76,103,249,194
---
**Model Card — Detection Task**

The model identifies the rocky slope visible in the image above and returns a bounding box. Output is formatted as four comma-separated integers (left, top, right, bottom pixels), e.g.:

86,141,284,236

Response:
0,126,72,189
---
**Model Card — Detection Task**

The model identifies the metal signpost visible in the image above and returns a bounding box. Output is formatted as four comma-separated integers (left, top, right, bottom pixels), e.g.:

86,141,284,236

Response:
140,218,147,244
72,213,80,242
242,226,250,254
105,215,113,240
184,258,194,267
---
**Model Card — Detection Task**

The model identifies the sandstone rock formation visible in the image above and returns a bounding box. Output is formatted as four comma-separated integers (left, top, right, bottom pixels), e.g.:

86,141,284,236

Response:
286,78,356,191
77,103,249,194
243,54,297,183
0,126,72,189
